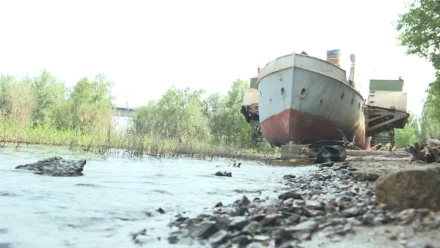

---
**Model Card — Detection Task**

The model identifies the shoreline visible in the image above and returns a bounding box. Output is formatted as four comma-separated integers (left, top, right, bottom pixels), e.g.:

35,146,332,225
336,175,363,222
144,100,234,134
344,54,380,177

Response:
0,142,279,162
165,155,440,248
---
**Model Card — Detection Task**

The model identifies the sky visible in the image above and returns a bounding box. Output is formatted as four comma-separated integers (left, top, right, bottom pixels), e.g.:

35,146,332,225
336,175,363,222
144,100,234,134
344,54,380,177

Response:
0,0,435,116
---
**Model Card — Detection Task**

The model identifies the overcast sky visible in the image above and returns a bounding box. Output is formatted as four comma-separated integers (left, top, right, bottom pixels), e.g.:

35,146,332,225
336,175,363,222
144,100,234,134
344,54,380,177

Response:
0,0,435,116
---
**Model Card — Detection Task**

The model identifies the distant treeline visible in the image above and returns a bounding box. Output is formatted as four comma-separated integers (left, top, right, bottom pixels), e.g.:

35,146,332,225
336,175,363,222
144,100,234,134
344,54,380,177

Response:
0,70,269,150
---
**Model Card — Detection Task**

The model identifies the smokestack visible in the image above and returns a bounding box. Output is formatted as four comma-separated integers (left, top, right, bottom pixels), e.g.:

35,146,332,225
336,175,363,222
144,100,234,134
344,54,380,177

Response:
327,49,341,67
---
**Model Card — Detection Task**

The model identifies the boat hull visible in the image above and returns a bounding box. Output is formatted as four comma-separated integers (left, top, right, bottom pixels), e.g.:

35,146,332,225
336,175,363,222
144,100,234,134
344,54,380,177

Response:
258,53,369,149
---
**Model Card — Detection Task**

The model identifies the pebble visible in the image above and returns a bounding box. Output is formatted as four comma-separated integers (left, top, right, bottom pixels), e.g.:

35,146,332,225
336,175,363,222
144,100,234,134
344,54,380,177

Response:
164,163,440,247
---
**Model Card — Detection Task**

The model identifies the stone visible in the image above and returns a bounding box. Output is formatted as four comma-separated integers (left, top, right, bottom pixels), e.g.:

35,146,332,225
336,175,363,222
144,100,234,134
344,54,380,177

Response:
341,207,364,217
229,217,249,230
278,191,303,201
230,234,252,246
215,171,232,177
305,200,324,210
285,220,318,232
283,175,296,180
287,214,301,224
209,230,229,246
262,214,282,226
266,208,278,215
157,208,165,214
353,172,379,181
215,202,223,208
243,221,260,234
318,162,334,168
168,236,179,244
15,157,86,176
246,242,266,248
375,166,440,211
190,221,219,239
322,145,347,162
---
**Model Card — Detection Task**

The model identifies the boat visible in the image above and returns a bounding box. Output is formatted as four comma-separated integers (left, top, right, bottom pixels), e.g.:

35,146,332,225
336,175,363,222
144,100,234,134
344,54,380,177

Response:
242,50,370,149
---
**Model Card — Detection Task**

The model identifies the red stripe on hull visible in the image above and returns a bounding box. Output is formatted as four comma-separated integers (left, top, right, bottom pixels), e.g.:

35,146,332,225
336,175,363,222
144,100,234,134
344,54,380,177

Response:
261,109,369,149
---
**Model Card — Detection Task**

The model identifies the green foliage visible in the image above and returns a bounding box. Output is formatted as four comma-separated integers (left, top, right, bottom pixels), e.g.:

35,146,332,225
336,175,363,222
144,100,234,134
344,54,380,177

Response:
396,0,440,73
66,74,114,130
395,113,420,148
0,70,114,132
1,70,273,155
207,79,252,146
396,1,440,143
30,70,66,124
133,79,258,148
0,75,13,117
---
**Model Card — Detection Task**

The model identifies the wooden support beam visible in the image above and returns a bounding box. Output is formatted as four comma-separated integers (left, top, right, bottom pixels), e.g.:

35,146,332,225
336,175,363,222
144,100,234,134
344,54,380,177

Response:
367,114,392,123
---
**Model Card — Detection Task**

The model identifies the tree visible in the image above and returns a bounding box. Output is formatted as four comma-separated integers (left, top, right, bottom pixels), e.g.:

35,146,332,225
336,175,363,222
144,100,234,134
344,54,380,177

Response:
396,1,440,141
10,81,35,127
396,0,440,73
61,74,114,130
133,87,211,142
30,70,66,124
395,113,420,147
0,75,13,118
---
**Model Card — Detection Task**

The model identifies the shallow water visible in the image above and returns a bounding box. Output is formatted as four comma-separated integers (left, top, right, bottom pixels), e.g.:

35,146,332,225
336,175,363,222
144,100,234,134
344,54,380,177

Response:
0,145,315,248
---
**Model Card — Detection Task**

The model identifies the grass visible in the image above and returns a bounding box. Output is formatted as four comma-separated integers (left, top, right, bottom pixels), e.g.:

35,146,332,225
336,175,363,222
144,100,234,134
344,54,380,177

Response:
0,121,279,161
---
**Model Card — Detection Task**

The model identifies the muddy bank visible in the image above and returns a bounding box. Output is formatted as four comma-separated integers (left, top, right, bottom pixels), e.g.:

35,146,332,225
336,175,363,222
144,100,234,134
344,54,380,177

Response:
166,157,440,248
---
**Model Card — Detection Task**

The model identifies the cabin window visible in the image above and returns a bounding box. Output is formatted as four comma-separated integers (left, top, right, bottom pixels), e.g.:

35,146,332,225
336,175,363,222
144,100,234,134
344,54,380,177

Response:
351,98,354,104
300,88,306,97
340,92,345,99
320,100,323,104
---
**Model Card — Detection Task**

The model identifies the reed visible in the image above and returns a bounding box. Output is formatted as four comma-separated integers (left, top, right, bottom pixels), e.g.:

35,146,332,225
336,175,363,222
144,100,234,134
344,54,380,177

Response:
0,120,278,161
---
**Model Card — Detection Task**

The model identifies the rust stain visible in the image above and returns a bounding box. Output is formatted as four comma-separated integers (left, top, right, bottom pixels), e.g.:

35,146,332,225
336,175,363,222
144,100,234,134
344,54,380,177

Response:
279,77,283,82
261,108,368,149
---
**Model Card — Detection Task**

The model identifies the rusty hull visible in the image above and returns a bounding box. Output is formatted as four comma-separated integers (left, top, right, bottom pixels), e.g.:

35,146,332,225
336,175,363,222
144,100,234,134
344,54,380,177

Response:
261,108,369,149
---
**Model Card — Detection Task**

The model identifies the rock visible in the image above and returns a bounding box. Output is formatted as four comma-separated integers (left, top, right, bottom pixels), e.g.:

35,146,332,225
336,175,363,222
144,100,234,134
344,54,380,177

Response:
15,157,86,176
229,217,249,230
342,207,364,217
285,220,318,232
353,172,379,181
215,171,232,177
131,229,147,245
243,221,260,234
287,214,301,224
318,162,334,168
278,191,303,201
261,214,282,226
283,175,296,180
215,202,223,208
238,196,251,206
322,145,347,162
168,235,179,244
375,166,440,211
230,234,252,246
272,229,294,245
266,207,278,215
209,230,229,246
190,221,219,239
246,242,266,248
305,200,324,210
157,208,165,214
